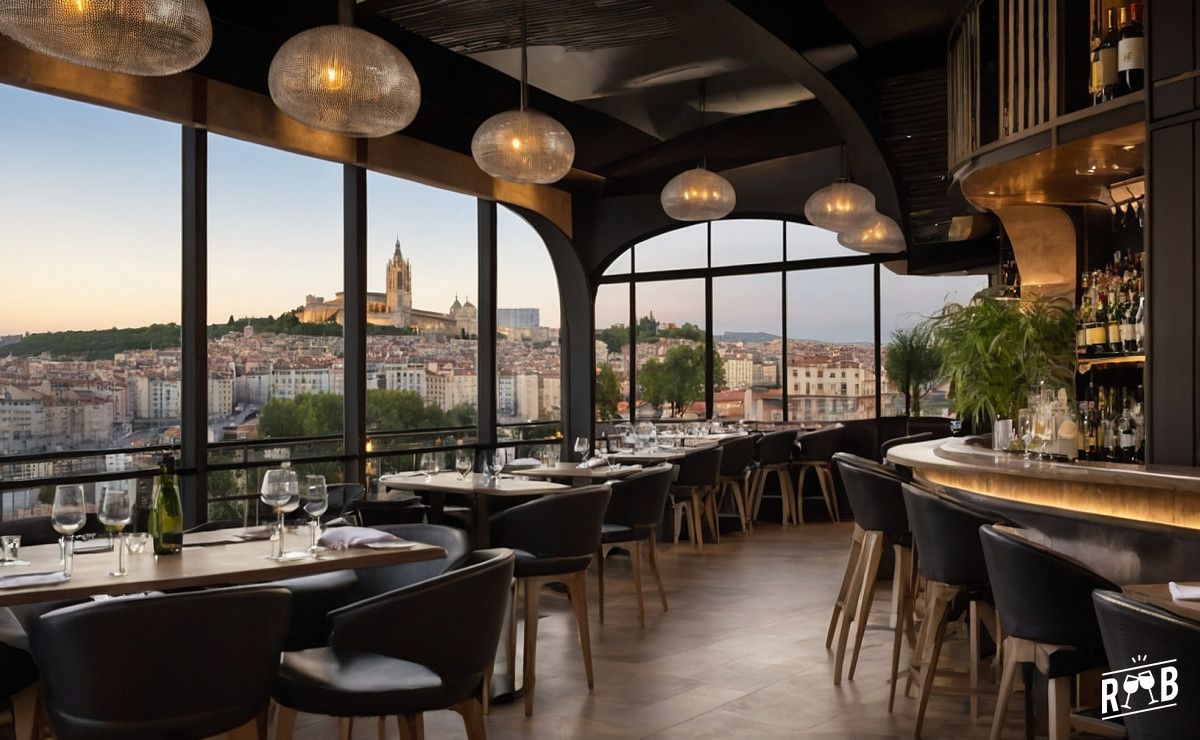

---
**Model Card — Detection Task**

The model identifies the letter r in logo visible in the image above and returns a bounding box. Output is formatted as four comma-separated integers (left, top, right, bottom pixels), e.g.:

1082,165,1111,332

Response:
1101,677,1120,715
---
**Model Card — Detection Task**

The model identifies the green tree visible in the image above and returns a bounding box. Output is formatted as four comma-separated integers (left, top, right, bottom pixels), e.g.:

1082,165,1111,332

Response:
883,325,944,417
595,324,629,354
638,344,716,417
595,364,622,421
657,322,704,342
259,393,343,437
636,313,660,343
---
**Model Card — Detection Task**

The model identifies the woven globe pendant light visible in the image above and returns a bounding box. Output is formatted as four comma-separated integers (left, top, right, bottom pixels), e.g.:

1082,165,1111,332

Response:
471,4,574,184
269,0,420,138
0,0,212,76
661,167,736,222
804,178,876,232
661,80,735,222
837,212,905,253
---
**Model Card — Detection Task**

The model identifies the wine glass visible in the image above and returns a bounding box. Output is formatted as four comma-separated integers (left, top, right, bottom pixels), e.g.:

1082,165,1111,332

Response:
420,453,436,481
302,475,328,557
455,449,473,480
97,487,133,577
51,485,86,575
260,466,297,560
1017,409,1034,467
574,436,590,462
1138,669,1158,704
1122,673,1141,709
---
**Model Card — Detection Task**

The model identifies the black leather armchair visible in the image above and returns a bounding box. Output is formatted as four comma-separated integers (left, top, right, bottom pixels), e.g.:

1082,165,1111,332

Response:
597,464,674,626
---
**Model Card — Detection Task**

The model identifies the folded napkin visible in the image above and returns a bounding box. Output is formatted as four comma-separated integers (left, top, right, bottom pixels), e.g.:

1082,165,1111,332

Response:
72,539,112,553
578,456,608,469
318,526,413,551
0,571,69,590
1168,582,1200,601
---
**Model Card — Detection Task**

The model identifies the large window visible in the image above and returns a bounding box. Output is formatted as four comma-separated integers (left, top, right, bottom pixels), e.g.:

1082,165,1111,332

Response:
636,279,706,419
714,274,782,421
0,85,180,516
594,284,630,422
497,206,561,424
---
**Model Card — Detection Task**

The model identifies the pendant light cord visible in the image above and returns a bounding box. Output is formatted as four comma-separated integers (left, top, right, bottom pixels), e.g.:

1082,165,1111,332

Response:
519,0,528,111
338,0,353,26
698,78,707,169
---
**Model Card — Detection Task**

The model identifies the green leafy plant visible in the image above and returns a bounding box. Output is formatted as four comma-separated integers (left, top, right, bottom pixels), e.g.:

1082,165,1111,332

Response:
925,296,1075,428
883,325,944,417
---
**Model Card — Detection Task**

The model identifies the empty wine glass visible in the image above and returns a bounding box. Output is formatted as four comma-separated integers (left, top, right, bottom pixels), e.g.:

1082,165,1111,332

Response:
260,466,298,560
455,449,473,480
303,475,328,557
1138,669,1158,704
51,485,85,575
574,437,590,462
1017,409,1034,467
1122,673,1141,709
420,453,436,481
97,487,133,576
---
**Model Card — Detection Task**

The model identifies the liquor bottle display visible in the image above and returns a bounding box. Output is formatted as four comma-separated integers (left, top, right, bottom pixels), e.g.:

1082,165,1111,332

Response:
1077,384,1144,463
1088,3,1145,104
149,454,183,555
1089,0,1104,104
1099,7,1121,101
1118,3,1144,93
1075,247,1144,358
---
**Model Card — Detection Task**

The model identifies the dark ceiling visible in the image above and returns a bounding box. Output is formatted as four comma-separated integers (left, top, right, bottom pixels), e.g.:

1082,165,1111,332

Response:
197,1,959,207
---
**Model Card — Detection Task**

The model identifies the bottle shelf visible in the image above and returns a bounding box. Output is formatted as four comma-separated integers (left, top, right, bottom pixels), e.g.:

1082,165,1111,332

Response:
1077,354,1145,373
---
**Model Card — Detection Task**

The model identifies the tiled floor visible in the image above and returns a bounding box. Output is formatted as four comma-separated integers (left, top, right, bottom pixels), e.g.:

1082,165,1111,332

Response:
294,523,1027,739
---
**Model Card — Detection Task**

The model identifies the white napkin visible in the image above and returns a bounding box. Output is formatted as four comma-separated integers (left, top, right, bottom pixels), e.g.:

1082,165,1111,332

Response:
318,526,413,550
1168,582,1200,601
0,571,69,589
578,456,607,469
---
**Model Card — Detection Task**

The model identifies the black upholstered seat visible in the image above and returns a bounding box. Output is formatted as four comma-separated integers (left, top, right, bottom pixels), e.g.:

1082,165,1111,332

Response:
32,585,291,740
669,445,724,548
716,434,758,531
273,548,514,740
749,429,798,525
793,424,844,522
597,465,674,626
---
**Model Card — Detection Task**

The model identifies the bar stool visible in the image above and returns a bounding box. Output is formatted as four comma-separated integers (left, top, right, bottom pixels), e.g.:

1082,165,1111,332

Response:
669,445,724,551
748,430,799,527
716,434,758,532
1093,590,1200,740
900,484,1000,735
979,525,1120,740
828,453,912,686
793,424,843,522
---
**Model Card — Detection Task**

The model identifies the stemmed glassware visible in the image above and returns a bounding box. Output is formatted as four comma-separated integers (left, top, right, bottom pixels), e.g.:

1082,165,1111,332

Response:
1017,408,1034,467
455,449,473,480
420,453,438,480
574,436,590,462
260,466,299,560
302,475,328,557
97,487,133,576
51,485,85,575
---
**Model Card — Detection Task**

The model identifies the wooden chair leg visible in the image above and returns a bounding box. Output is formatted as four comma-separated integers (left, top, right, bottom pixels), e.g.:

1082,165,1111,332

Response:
827,525,865,649
730,479,748,532
481,660,492,716
254,707,269,740
631,539,646,627
816,465,838,522
506,579,518,684
990,638,1023,740
225,718,262,740
833,529,874,685
672,501,685,545
452,699,486,740
776,468,797,526
398,714,425,740
888,544,911,712
338,717,353,740
522,577,541,717
11,683,37,740
970,600,981,722
648,535,668,613
596,545,606,625
703,489,720,544
689,491,704,552
275,706,298,740
848,531,886,680
914,589,954,739
749,468,766,523
1048,677,1072,740
566,571,595,690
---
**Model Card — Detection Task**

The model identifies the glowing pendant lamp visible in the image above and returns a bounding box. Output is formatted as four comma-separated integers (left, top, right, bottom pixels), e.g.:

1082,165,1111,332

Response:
0,0,212,76
268,0,421,138
660,80,735,222
804,178,876,232
471,3,574,184
836,213,905,253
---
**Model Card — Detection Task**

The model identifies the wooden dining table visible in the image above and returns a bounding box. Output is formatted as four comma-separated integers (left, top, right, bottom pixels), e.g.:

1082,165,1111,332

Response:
0,528,446,608
378,471,569,547
512,462,645,486
607,445,711,464
1122,582,1200,621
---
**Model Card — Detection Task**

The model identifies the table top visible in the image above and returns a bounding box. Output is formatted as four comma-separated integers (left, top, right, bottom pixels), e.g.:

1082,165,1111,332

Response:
1123,583,1200,620
513,463,643,481
379,471,570,497
608,445,717,463
0,528,446,608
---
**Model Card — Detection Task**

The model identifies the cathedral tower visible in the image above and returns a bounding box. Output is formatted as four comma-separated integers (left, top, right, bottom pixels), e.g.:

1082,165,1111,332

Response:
385,238,412,326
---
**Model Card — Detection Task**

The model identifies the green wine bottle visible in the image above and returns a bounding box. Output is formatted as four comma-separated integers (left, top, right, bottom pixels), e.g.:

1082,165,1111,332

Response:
149,454,183,555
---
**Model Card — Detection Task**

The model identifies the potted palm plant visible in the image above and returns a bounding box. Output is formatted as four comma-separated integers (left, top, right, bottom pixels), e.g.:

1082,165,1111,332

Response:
925,296,1076,434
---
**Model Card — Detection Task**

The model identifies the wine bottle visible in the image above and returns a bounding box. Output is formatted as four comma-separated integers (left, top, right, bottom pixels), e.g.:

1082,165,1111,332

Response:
1106,288,1122,354
1088,0,1104,104
1115,389,1137,462
1118,3,1145,93
149,454,183,555
1100,7,1122,101
1121,287,1138,353
1091,292,1110,355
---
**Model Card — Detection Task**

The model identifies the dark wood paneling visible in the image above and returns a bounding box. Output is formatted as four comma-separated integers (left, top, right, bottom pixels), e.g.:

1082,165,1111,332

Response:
343,165,368,484
1149,0,1194,82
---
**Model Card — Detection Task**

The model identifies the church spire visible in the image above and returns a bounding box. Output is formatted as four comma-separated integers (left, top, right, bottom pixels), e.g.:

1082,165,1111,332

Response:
393,236,403,258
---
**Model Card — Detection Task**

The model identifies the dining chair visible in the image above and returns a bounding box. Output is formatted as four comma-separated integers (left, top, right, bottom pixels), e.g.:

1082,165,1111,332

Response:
596,464,675,627
326,482,367,521
716,434,758,533
827,453,912,687
31,585,291,740
352,498,429,526
274,549,515,740
747,429,798,527
489,485,611,716
669,445,724,551
272,523,471,651
1,608,39,740
793,423,844,522
1093,590,1200,740
980,525,1120,740
901,484,999,735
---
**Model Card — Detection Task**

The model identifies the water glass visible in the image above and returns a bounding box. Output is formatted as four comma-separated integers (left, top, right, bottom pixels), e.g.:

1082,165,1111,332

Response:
97,487,133,576
125,532,150,555
51,485,86,575
0,535,24,566
455,449,473,480
303,475,328,555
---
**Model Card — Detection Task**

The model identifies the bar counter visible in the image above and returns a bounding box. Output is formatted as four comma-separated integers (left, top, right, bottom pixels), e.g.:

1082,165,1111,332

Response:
887,438,1200,584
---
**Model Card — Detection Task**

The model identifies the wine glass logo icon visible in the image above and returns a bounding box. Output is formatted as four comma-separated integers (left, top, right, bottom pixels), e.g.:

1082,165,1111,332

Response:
1102,654,1178,720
